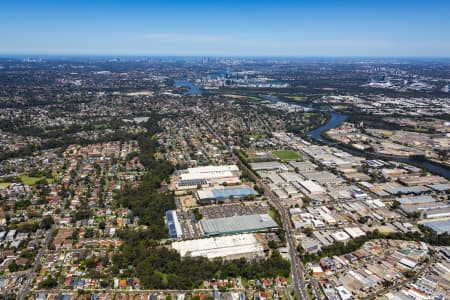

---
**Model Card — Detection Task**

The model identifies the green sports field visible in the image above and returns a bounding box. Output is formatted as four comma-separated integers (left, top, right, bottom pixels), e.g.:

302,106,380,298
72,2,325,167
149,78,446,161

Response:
273,150,301,161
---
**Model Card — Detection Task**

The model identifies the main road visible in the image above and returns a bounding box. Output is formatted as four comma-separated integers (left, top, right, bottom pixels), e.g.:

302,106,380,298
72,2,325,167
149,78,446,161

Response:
17,224,57,300
198,116,311,300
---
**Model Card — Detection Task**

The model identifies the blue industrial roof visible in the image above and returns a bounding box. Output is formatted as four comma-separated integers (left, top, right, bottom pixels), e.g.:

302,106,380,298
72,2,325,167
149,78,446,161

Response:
198,187,257,202
385,186,429,195
398,195,435,205
428,184,450,192
212,187,256,200
422,219,450,234
166,210,182,238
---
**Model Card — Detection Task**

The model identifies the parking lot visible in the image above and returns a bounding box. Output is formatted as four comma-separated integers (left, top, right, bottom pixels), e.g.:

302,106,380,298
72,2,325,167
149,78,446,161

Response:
200,201,270,219
176,202,271,239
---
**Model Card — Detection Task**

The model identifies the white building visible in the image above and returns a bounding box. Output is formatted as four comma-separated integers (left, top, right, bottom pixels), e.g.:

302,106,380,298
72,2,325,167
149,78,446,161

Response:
171,233,264,260
299,180,326,195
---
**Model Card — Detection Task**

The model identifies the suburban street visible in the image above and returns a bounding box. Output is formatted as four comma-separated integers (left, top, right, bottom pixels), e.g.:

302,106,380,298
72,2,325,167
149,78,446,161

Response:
17,225,56,300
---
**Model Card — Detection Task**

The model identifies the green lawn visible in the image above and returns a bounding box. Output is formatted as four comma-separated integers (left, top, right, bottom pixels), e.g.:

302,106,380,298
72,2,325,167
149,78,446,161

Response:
273,150,301,161
93,124,108,130
21,176,53,185
247,133,267,140
0,182,11,188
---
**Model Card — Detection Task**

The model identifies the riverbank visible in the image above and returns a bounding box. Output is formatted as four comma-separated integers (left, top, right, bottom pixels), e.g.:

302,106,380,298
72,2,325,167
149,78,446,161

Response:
258,94,450,179
307,117,450,179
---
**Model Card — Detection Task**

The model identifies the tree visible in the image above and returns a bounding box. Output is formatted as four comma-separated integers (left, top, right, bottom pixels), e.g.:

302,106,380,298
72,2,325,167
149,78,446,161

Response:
86,257,97,269
40,216,54,230
39,276,58,289
268,240,278,249
193,208,202,221
8,261,19,272
98,221,106,230
302,227,313,237
404,270,416,279
382,280,393,288
391,200,401,210
358,216,368,224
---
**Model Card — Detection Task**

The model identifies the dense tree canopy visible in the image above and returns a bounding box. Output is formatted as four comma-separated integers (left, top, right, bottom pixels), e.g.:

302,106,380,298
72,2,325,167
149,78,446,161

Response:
113,114,290,289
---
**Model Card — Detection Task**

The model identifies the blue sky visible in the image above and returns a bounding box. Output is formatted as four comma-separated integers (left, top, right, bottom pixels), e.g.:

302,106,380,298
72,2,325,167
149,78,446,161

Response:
1,0,450,57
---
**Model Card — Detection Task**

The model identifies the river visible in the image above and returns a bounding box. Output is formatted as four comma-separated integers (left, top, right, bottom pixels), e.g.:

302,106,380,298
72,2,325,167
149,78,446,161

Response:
174,69,227,95
173,82,450,178
261,94,450,179
174,79,201,95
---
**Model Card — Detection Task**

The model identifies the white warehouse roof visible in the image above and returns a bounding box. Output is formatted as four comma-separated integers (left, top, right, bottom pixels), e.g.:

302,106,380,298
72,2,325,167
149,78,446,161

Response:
187,165,239,174
299,180,325,194
180,170,234,181
344,227,366,238
331,231,351,242
171,233,264,259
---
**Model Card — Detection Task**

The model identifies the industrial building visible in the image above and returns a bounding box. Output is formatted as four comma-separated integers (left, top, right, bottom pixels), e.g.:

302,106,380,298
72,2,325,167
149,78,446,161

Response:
249,161,288,171
179,164,240,181
427,183,450,192
187,165,239,174
344,227,366,239
196,187,257,203
398,195,435,206
201,214,278,236
398,195,450,218
176,178,209,190
298,180,326,195
171,233,264,260
166,210,183,238
384,186,429,195
421,219,450,234
424,207,450,219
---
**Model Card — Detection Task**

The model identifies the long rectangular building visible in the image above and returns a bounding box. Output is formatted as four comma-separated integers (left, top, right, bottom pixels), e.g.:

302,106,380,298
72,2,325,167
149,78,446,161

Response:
298,180,326,195
187,165,239,174
249,161,288,171
171,233,264,260
201,214,278,236
166,210,183,238
179,164,240,181
196,187,257,203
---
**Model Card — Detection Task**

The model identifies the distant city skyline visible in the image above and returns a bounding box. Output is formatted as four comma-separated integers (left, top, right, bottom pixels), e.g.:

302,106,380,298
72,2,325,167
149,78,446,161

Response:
1,0,450,57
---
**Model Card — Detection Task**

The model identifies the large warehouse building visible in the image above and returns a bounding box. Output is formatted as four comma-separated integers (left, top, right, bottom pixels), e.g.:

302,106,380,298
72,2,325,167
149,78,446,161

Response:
180,165,240,181
171,233,264,260
201,214,278,236
249,161,288,172
196,186,257,203
186,165,239,174
298,180,326,195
